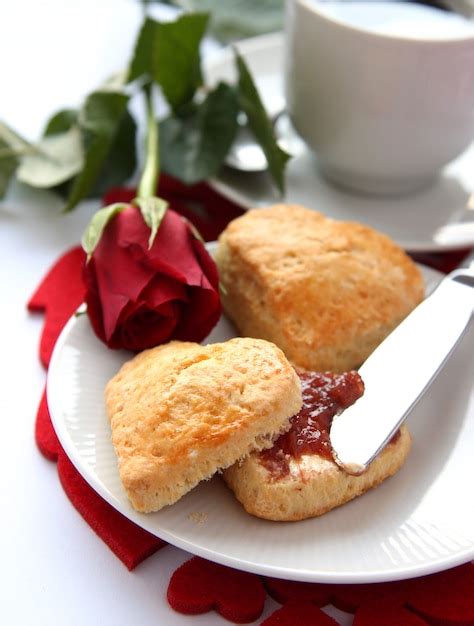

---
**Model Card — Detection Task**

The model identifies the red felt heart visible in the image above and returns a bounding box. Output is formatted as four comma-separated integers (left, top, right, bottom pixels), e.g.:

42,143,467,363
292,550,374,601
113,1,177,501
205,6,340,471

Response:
264,577,406,615
332,581,407,614
167,557,266,623
265,577,332,607
28,246,87,368
35,380,165,569
35,387,60,461
261,600,340,626
406,563,474,626
57,450,164,570
265,565,474,626
353,597,429,626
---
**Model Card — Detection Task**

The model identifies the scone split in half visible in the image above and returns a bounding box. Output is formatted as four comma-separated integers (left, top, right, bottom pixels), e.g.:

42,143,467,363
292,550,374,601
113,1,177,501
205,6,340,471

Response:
224,370,412,521
105,337,302,513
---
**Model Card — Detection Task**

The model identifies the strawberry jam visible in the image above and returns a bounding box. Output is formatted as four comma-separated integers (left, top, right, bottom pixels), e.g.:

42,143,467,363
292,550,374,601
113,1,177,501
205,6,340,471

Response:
259,371,365,479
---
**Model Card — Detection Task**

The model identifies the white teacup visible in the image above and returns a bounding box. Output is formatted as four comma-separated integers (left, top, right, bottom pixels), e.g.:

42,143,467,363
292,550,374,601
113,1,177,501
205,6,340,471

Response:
285,0,474,195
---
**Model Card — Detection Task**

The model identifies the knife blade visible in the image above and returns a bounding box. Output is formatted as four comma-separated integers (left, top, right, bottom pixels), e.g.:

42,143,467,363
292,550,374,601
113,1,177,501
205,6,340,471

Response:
329,264,474,476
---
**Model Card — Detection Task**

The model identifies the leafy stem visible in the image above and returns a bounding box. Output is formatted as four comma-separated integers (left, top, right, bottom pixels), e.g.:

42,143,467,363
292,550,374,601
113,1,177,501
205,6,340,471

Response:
0,146,35,159
1,11,291,207
82,81,168,260
133,83,168,249
0,121,47,159
137,83,159,199
0,122,35,152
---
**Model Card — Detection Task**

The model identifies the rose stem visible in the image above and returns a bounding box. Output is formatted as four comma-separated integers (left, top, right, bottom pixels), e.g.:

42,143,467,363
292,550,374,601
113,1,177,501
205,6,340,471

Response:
137,83,159,200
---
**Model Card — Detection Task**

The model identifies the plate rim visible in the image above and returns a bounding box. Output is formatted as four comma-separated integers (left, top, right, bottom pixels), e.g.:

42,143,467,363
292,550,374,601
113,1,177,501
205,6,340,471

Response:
47,264,474,584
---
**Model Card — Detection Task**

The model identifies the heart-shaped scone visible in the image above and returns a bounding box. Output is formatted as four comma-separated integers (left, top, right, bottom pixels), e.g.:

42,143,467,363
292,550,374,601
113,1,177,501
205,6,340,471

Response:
105,337,302,512
215,205,424,372
223,370,411,521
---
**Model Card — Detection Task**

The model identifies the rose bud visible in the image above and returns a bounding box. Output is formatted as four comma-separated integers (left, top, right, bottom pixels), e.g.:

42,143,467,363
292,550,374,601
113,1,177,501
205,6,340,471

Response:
82,205,221,351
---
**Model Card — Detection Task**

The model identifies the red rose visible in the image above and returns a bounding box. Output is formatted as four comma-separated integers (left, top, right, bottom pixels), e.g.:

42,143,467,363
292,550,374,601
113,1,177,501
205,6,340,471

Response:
83,205,221,351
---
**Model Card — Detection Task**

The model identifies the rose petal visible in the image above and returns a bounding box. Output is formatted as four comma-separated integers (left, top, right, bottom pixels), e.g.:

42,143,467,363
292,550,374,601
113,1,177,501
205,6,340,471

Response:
105,275,189,350
83,257,108,343
102,187,136,205
192,236,220,290
116,209,199,284
174,286,221,342
145,211,208,284
142,273,188,309
89,208,187,342
112,301,180,351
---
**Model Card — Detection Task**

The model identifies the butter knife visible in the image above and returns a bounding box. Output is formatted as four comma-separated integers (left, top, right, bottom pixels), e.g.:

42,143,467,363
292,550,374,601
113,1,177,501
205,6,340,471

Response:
329,262,474,476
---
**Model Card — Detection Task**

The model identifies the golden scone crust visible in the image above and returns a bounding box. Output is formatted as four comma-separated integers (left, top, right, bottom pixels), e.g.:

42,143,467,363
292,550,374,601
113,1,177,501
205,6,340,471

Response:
223,425,411,521
105,337,302,513
215,205,424,372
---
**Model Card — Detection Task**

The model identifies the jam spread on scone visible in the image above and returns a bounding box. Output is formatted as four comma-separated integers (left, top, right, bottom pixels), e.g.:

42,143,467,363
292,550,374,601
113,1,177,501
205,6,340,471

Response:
259,371,364,479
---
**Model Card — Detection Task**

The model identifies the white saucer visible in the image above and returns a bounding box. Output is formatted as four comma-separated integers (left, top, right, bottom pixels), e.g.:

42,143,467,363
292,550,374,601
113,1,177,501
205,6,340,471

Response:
204,33,474,253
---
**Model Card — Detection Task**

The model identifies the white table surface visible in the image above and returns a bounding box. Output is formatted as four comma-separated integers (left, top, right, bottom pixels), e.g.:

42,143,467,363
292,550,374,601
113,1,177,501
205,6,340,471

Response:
0,2,352,624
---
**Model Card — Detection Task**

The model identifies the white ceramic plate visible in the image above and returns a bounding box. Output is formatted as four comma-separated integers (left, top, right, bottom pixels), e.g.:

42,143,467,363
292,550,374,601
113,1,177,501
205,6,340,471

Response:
47,264,474,583
204,33,474,253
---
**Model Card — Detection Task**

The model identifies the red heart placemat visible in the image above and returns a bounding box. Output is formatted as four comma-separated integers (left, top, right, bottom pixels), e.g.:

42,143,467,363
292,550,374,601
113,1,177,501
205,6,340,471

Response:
29,177,473,624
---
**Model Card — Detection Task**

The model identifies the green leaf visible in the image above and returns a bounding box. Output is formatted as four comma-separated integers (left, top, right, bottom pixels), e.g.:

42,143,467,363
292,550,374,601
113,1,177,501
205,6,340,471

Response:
81,202,129,259
64,90,130,212
16,126,84,188
0,121,33,154
90,108,137,196
160,81,239,184
0,137,18,198
156,13,208,111
0,121,37,198
133,196,168,248
43,109,78,137
128,13,209,112
234,50,290,193
100,69,128,92
181,215,204,243
128,17,156,82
